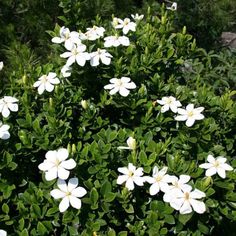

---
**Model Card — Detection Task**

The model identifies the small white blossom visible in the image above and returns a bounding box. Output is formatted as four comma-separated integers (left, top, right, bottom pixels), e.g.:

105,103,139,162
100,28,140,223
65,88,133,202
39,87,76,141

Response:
145,166,174,195
33,72,60,95
167,2,177,11
167,185,206,214
117,163,144,190
0,61,3,71
50,178,87,212
112,17,120,28
0,229,7,236
104,77,136,97
175,104,204,127
118,137,136,150
38,148,76,181
104,35,130,47
52,26,81,50
90,48,113,67
61,65,72,78
199,155,233,178
157,96,182,113
85,26,105,40
115,18,136,34
131,13,144,21
60,44,90,67
0,96,19,118
0,121,10,140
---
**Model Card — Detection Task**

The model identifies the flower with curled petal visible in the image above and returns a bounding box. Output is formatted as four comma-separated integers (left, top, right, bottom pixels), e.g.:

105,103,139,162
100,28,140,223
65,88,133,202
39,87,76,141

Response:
0,229,7,236
175,104,204,127
50,177,87,212
0,121,10,140
38,148,76,181
0,61,3,71
104,35,130,48
117,163,144,190
157,96,182,113
115,18,136,34
33,72,60,95
0,96,19,118
199,154,233,178
118,137,136,150
104,77,136,97
131,13,144,21
90,48,113,67
167,2,177,11
85,26,105,40
61,65,72,78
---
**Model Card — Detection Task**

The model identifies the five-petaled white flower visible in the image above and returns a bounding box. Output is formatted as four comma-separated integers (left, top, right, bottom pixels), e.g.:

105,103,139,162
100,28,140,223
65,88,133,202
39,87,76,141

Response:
145,166,174,195
0,96,19,118
131,13,144,21
61,65,72,78
33,72,60,95
52,26,81,50
0,121,10,140
0,229,7,236
38,148,76,181
117,163,144,190
157,96,182,113
85,26,105,40
167,185,206,214
163,175,191,202
115,18,136,34
104,35,130,48
104,77,136,97
199,154,233,178
90,48,113,67
175,104,204,127
167,2,177,11
60,44,90,67
50,177,87,212
118,137,136,150
0,61,3,71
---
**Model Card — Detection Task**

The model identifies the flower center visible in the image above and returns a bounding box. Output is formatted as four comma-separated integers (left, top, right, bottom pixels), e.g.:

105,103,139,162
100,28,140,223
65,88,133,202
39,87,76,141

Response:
187,111,194,117
124,19,129,25
184,192,190,200
214,161,220,167
55,159,61,167
166,98,173,104
173,181,179,188
41,75,48,83
115,80,123,87
128,171,134,177
66,191,71,196
155,175,162,182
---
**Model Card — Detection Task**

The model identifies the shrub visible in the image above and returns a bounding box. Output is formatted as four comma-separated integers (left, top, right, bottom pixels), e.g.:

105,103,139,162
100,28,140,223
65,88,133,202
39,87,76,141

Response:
0,4,236,235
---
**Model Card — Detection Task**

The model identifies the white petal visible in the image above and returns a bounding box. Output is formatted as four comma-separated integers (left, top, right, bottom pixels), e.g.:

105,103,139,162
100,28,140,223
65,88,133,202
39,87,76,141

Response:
76,55,86,66
170,104,178,113
170,198,184,211
60,159,76,170
90,55,99,67
52,37,64,44
69,195,81,209
57,179,68,192
2,106,10,118
199,163,213,169
72,187,87,198
59,196,70,212
66,56,76,66
221,163,233,171
57,167,70,180
121,77,130,83
177,108,187,115
133,176,144,186
0,230,7,236
109,87,119,95
104,84,115,90
45,82,54,92
38,84,45,95
190,189,205,199
60,52,72,58
190,199,206,214
186,117,195,127
205,167,217,177
33,81,41,88
47,72,56,80
217,167,226,178
179,201,192,214
117,175,129,185
186,104,194,111
194,114,204,120
46,150,57,162
125,178,135,190
119,87,130,97
159,182,170,192
65,40,75,51
207,155,215,163
101,55,111,65
124,82,136,89
38,161,55,171
134,167,143,177
149,182,160,195
179,175,191,184
57,148,69,161
8,103,18,112
175,115,188,121
161,104,169,113
45,167,58,181
68,177,78,192
49,77,60,85
118,167,129,175
50,189,66,199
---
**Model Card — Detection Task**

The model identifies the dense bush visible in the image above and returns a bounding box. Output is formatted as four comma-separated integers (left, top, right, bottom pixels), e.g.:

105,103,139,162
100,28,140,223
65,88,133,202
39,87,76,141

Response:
0,3,236,236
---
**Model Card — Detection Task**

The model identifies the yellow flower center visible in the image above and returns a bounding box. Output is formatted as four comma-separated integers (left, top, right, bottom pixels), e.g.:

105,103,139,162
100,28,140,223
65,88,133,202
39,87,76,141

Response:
184,192,190,200
187,111,194,117
128,171,134,177
214,161,220,167
155,176,162,182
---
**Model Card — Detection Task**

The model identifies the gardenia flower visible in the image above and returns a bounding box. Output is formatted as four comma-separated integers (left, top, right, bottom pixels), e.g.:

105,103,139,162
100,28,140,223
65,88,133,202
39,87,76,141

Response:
104,77,136,97
0,61,3,71
157,96,182,113
38,148,76,181
167,2,177,11
85,26,105,40
167,185,206,214
60,44,90,67
61,65,72,78
0,96,19,118
50,178,87,212
175,104,204,127
115,18,136,34
131,13,144,21
90,48,113,67
0,121,10,140
199,154,233,178
33,72,60,95
145,166,174,195
118,137,136,150
112,17,120,28
104,35,130,47
117,163,144,190
52,26,81,50
0,229,7,236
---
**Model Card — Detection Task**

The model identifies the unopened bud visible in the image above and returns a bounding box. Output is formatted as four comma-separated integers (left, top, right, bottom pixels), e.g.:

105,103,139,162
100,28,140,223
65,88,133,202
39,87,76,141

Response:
49,98,53,107
72,144,76,154
81,100,88,109
67,143,71,154
203,176,212,188
22,75,27,84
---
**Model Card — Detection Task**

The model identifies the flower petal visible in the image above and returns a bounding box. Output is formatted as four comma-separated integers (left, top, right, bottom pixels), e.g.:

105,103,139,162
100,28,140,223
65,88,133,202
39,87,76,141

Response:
45,167,58,181
72,187,87,198
68,177,78,192
69,195,82,209
60,159,76,170
59,196,70,212
50,189,66,199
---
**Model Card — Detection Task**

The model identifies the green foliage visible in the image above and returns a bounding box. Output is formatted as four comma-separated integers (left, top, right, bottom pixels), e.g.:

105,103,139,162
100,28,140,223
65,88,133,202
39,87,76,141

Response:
0,2,236,236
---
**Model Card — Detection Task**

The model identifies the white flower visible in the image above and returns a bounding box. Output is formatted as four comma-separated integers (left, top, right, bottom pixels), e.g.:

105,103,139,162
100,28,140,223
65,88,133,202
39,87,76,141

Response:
0,229,7,236
145,166,174,195
0,96,19,118
167,185,206,214
163,175,191,202
85,26,105,40
38,148,76,181
157,96,182,113
0,61,3,71
50,177,87,212
104,35,130,48
0,121,10,140
167,2,177,11
115,18,136,34
52,26,81,50
199,155,233,178
60,44,90,67
33,72,60,95
61,65,72,78
118,137,136,150
104,77,136,97
117,163,144,190
175,104,204,127
90,48,113,67
131,13,144,21
112,17,120,28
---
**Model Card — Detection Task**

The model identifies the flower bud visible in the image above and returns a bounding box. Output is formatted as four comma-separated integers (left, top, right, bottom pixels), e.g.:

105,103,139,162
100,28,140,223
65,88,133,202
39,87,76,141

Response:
127,137,136,150
81,100,88,109
22,75,27,84
67,143,71,154
203,176,212,188
72,144,76,154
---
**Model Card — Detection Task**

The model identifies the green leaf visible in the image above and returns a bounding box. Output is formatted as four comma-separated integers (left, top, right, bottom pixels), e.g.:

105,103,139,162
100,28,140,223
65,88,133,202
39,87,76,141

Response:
90,187,99,207
100,181,112,196
2,203,9,214
164,215,175,225
178,213,193,225
37,222,48,235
